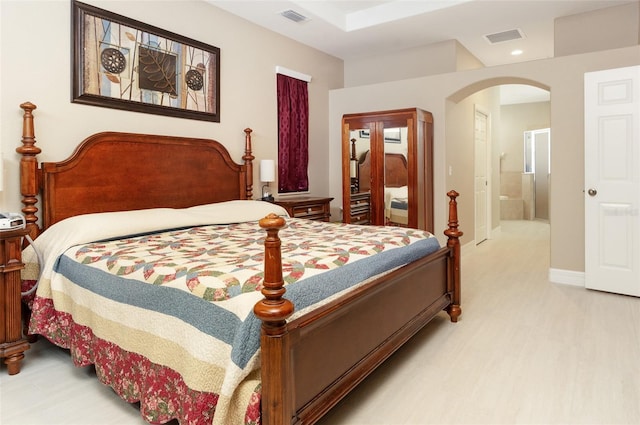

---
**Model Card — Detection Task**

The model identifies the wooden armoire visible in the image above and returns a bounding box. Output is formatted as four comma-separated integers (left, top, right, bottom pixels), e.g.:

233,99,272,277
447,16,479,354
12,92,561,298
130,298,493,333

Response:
341,108,434,231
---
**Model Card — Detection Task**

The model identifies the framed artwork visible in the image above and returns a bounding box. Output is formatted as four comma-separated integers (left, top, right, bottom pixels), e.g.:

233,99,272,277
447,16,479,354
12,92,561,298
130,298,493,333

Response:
72,0,220,122
358,130,370,138
384,128,402,143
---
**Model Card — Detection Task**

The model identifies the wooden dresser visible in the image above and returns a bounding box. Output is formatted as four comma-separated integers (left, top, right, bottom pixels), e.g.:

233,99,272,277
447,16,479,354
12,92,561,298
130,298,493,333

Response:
0,227,30,375
349,192,371,225
272,196,333,222
341,108,433,230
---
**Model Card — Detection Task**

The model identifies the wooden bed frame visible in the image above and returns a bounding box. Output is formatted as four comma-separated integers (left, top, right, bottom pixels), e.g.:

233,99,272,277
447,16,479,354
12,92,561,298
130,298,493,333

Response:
17,101,462,425
358,150,408,192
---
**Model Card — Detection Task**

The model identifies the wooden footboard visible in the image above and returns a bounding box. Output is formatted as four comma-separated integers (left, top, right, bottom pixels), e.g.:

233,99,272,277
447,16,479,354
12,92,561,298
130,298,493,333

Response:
255,192,462,425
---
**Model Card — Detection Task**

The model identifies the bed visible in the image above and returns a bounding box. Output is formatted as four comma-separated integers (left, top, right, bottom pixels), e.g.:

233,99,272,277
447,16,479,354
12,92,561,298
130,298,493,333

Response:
385,185,409,226
358,150,410,226
16,101,462,425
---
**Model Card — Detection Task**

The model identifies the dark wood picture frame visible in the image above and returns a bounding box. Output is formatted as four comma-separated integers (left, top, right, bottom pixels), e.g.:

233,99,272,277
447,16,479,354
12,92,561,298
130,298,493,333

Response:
384,128,402,143
72,0,220,122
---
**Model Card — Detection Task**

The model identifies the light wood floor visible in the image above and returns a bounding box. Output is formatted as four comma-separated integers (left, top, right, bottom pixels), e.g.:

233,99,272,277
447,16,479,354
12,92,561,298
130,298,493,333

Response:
2,220,639,424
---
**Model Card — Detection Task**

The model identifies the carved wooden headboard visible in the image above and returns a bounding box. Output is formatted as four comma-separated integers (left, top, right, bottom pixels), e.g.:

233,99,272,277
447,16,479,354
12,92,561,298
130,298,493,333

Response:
16,102,254,239
358,150,408,192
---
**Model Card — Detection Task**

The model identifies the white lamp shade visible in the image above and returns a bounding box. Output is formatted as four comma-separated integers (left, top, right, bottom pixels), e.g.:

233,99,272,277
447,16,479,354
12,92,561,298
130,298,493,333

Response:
350,160,357,178
260,159,275,182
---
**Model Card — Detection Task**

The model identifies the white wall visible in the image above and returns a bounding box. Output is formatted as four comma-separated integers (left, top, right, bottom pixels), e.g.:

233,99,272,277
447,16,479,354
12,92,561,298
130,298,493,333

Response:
0,0,343,213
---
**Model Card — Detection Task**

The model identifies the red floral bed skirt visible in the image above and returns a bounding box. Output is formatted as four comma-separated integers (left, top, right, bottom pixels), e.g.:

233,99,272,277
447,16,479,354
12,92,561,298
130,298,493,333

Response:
27,296,261,425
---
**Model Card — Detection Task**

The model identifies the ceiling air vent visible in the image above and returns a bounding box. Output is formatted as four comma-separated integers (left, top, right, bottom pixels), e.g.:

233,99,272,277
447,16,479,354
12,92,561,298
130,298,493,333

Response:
280,9,309,23
484,28,525,44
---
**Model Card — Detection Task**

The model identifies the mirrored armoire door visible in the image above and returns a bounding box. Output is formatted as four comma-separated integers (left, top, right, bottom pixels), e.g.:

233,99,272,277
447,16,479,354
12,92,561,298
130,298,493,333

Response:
341,108,434,231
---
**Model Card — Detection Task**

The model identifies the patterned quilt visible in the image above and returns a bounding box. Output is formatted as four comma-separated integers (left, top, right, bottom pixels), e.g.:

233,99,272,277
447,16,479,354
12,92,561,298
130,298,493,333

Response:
22,200,440,425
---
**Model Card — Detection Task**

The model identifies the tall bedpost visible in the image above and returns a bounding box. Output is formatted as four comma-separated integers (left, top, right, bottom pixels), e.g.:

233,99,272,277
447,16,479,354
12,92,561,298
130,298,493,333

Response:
243,128,254,199
16,102,41,240
254,213,294,425
444,190,462,322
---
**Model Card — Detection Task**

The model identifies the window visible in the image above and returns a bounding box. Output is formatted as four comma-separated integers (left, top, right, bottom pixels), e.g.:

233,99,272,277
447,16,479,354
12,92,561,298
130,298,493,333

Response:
277,73,309,193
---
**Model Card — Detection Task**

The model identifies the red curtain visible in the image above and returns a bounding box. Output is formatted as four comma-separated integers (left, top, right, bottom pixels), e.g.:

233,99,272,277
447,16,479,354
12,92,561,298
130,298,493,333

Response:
277,73,309,193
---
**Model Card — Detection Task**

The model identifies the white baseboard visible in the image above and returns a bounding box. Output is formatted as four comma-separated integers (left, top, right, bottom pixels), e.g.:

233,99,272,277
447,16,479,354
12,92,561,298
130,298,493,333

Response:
549,268,585,287
461,239,474,256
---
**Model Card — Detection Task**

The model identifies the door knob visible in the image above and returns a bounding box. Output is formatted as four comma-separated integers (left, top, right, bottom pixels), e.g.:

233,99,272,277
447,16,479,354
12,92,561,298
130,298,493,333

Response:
588,188,597,196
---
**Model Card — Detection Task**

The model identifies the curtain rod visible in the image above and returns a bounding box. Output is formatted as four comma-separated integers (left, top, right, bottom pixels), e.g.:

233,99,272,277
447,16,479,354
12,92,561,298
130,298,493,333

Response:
275,66,312,82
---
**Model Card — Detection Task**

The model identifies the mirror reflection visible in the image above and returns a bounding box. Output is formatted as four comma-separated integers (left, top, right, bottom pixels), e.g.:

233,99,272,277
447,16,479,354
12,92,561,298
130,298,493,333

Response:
349,129,370,193
382,127,408,227
347,127,409,227
346,128,372,225
342,108,433,231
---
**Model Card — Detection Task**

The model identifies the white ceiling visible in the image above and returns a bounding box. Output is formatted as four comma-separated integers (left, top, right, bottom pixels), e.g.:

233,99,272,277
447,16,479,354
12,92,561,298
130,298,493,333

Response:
207,0,635,103
208,0,633,65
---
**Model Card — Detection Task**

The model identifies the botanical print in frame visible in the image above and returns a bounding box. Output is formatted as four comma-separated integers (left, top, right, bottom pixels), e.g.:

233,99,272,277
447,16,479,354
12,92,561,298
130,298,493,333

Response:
72,1,220,122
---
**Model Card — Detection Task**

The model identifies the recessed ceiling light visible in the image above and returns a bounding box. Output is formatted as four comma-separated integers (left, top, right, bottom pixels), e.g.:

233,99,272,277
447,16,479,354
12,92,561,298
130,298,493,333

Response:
511,49,523,56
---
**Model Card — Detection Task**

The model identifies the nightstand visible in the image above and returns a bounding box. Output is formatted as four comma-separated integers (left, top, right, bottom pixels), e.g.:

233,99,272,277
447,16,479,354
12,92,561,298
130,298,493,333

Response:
273,196,333,222
0,227,30,375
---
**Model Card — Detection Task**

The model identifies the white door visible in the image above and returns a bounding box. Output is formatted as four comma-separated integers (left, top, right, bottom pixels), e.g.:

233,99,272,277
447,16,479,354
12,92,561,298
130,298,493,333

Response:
584,65,640,297
474,107,488,244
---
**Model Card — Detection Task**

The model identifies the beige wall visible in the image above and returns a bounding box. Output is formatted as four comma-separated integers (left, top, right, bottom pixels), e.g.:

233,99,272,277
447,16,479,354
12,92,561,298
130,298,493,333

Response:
344,40,483,87
331,2,639,274
555,1,640,57
445,87,502,240
2,1,639,277
0,0,344,213
500,102,551,173
499,102,551,221
329,45,640,274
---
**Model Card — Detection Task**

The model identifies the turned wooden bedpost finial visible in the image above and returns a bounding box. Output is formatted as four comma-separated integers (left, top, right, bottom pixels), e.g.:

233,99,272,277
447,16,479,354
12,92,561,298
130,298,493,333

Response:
254,213,294,332
444,190,462,322
243,128,255,199
254,213,294,425
16,102,41,239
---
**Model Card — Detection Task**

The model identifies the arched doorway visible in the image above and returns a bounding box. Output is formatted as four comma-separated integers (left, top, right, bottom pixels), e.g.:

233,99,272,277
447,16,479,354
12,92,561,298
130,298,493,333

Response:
446,78,550,245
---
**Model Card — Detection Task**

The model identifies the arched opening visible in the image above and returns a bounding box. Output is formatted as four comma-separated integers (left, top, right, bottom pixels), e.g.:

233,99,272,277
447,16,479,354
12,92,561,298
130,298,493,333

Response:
445,77,550,246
